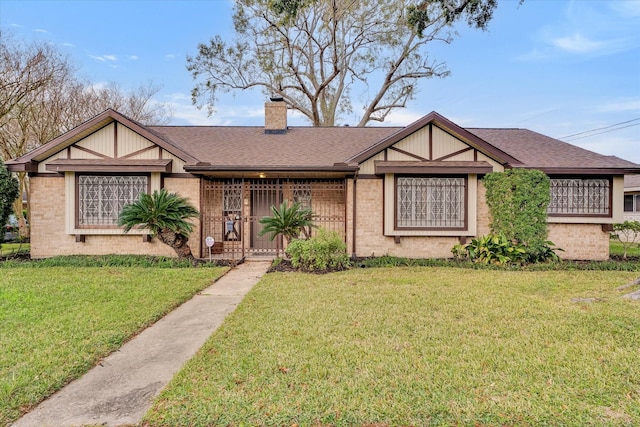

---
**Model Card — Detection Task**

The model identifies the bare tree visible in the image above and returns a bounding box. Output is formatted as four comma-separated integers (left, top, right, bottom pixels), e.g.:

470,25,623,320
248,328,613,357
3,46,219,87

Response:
188,0,502,126
0,32,172,237
73,80,172,126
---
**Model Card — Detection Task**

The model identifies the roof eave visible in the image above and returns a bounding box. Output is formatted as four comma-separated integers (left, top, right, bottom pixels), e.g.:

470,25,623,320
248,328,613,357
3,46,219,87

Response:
5,160,38,173
184,164,358,173
512,166,640,175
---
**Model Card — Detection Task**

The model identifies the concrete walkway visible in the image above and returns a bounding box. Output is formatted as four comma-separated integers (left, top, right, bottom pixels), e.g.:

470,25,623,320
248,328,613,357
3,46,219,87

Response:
12,261,271,427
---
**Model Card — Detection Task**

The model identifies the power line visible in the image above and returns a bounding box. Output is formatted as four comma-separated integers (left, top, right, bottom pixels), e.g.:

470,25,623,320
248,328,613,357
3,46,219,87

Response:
558,117,640,140
563,122,640,142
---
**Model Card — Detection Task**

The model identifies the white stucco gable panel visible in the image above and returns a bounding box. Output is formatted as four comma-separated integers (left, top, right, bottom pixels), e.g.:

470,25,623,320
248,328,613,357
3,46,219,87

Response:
36,122,189,174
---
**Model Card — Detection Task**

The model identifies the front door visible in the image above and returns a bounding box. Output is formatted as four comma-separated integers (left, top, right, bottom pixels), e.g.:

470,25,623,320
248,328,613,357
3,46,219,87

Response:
250,180,280,254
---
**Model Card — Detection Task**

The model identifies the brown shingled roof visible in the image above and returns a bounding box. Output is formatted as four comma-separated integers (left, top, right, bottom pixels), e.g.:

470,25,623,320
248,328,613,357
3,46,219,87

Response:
467,128,639,172
6,109,639,176
147,125,401,169
625,174,640,189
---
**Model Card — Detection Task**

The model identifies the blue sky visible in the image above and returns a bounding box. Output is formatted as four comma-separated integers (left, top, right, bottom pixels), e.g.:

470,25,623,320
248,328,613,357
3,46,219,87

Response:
1,0,639,163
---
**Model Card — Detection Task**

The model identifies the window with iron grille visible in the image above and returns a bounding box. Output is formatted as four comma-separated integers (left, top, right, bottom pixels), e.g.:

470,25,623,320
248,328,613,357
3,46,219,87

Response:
78,175,148,226
396,176,466,229
548,178,610,216
292,182,312,210
223,181,242,214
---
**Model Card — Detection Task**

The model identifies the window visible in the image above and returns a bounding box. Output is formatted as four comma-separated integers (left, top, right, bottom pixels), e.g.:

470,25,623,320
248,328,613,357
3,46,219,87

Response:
223,179,242,241
396,176,466,229
625,195,634,212
77,175,148,227
292,182,312,210
625,194,640,212
548,178,610,216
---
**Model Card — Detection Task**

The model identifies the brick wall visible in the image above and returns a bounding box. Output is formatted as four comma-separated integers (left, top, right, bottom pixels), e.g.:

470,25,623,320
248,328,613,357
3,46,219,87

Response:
164,177,202,258
476,180,491,236
264,101,287,131
352,179,460,258
548,223,609,261
350,178,610,260
29,175,201,259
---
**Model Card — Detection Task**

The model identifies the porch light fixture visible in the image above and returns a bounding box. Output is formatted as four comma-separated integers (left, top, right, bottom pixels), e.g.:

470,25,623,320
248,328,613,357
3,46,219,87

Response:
258,172,266,178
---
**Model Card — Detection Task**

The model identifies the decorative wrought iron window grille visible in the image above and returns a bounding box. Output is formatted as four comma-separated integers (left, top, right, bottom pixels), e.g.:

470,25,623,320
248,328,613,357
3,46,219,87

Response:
292,181,312,210
223,179,243,241
396,177,465,228
78,175,148,226
223,181,242,214
548,178,610,216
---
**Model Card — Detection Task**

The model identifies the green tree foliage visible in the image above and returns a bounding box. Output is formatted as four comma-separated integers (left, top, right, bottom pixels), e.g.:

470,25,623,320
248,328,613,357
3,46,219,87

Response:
188,0,506,126
258,200,315,244
482,169,555,260
0,158,19,243
612,220,640,259
118,189,199,261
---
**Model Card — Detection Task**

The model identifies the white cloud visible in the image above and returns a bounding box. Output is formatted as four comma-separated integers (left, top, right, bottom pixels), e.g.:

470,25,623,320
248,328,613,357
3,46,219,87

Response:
610,0,640,18
90,54,118,63
516,48,552,62
597,100,640,113
518,1,640,62
166,92,286,126
551,33,605,54
575,136,640,165
33,28,48,34
165,54,176,60
129,55,139,60
378,109,425,127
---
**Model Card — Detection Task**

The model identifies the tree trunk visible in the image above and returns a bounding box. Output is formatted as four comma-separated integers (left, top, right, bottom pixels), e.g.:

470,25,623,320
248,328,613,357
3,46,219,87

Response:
157,228,196,263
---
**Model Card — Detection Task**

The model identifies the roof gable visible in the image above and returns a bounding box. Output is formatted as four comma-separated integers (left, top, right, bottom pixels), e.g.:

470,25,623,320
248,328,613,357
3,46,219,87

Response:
6,109,198,172
345,111,522,166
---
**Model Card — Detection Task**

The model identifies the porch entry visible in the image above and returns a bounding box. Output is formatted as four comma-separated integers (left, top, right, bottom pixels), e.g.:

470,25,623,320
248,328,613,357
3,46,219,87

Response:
201,178,346,258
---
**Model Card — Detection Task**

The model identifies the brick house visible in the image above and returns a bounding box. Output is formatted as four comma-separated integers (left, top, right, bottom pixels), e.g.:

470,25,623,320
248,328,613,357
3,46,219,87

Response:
624,175,640,222
6,102,640,260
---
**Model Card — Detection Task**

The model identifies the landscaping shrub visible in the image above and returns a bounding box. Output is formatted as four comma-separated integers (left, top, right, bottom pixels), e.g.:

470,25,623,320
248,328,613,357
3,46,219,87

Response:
482,169,561,261
452,234,561,265
285,229,350,272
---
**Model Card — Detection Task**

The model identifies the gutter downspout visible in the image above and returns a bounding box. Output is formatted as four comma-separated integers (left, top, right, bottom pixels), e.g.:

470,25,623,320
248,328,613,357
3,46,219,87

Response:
351,169,359,260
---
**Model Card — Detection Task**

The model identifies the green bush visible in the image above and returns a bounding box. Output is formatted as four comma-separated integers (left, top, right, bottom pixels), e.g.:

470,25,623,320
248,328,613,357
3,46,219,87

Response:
286,229,350,272
452,234,561,265
483,169,552,260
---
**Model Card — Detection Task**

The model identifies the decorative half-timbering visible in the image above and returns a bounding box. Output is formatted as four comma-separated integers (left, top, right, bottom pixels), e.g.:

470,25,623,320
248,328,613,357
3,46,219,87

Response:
6,105,640,260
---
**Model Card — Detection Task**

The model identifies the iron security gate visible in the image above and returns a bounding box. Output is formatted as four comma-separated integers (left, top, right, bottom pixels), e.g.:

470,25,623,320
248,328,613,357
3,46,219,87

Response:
201,178,346,259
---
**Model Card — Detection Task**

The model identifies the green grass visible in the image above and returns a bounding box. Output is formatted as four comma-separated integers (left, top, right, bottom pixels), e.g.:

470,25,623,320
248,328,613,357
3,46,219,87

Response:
0,264,228,426
0,242,29,256
610,239,640,258
146,268,640,427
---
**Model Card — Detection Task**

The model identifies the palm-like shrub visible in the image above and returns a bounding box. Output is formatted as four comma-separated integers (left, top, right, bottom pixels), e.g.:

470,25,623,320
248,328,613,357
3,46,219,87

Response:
258,200,315,244
118,189,199,261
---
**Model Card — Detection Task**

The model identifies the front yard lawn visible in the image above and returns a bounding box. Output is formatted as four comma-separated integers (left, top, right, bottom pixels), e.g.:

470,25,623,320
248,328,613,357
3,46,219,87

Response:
146,268,640,427
0,264,227,426
610,239,640,258
0,242,29,256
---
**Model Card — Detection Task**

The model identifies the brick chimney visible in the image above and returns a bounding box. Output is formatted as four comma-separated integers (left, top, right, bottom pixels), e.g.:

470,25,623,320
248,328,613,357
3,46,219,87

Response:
264,97,287,134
